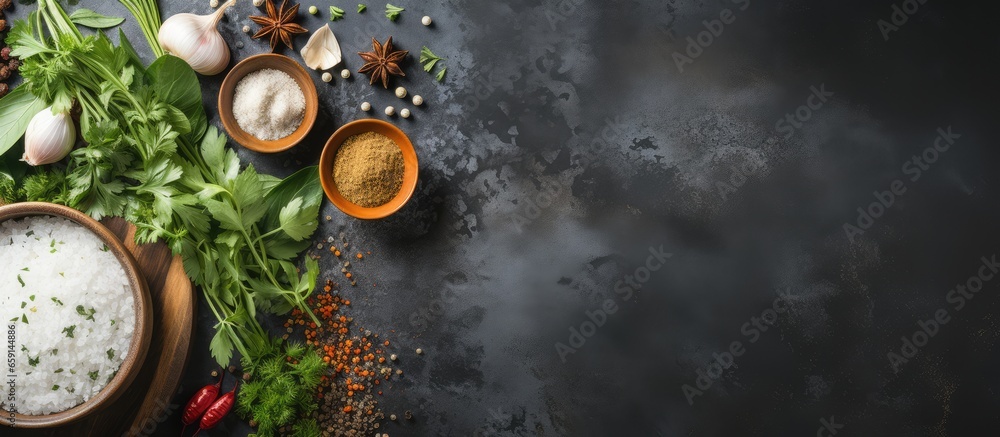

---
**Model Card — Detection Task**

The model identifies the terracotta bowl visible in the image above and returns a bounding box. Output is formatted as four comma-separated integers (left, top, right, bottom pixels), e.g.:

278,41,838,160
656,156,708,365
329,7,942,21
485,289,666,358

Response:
319,119,419,219
0,202,152,428
218,54,319,153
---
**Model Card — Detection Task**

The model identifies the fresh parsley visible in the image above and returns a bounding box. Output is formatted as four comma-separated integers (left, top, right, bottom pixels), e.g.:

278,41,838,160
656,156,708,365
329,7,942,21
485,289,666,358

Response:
76,305,97,321
357,4,366,13
385,3,404,21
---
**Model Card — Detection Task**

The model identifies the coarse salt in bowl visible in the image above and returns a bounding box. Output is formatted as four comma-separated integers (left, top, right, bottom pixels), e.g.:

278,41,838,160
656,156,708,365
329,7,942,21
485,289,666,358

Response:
0,202,152,428
219,54,319,153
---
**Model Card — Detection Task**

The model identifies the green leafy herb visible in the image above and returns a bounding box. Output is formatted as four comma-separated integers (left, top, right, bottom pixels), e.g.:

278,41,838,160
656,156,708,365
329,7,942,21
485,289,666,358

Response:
62,325,76,338
17,274,24,287
21,267,29,271
107,348,115,360
385,3,404,21
238,341,324,436
28,356,39,367
420,46,442,72
329,6,345,21
69,9,125,29
76,305,97,321
0,86,48,156
29,294,35,301
420,46,448,82
88,370,99,381
21,314,27,324
20,302,26,309
51,297,64,305
52,385,60,391
357,4,366,12
6,0,323,369
54,368,64,373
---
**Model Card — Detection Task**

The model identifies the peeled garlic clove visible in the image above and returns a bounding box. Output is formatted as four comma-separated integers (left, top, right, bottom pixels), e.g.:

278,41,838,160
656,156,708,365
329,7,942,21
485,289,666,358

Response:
301,24,343,70
22,107,76,166
159,0,235,75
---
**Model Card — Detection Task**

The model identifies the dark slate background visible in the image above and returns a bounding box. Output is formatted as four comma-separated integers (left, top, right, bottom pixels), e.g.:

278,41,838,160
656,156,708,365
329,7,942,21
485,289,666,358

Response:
11,0,1000,435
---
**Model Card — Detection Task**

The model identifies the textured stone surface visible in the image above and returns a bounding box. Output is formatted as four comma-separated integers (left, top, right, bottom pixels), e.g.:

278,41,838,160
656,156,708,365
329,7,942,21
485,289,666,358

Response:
10,0,1000,435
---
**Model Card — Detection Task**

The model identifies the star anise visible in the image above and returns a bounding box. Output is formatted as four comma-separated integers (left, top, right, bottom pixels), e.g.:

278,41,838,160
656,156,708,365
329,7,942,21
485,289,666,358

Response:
358,37,408,89
250,0,308,51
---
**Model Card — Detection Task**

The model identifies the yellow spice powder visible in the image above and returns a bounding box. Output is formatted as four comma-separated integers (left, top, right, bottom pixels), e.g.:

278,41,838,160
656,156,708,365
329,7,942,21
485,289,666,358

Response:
333,132,404,207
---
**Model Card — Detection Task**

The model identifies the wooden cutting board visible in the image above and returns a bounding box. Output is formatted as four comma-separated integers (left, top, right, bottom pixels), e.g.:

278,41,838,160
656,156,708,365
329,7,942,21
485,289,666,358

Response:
7,217,196,437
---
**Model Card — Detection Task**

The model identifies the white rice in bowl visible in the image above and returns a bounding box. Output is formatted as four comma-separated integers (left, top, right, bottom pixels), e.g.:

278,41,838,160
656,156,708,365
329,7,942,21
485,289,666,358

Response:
0,216,135,415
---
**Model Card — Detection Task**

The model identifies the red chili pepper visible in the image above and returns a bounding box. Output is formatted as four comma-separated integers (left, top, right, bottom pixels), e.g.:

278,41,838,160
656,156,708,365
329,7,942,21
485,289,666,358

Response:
193,381,238,436
181,373,224,435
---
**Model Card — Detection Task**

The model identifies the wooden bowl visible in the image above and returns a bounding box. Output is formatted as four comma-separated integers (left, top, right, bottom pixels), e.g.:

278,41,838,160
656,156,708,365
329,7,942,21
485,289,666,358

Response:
318,119,419,219
218,54,319,153
0,202,153,429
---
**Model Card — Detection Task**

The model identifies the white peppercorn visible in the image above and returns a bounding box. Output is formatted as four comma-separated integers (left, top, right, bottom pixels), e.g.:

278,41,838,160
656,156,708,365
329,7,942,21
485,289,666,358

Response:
321,72,333,82
253,0,264,6
411,95,423,106
394,87,407,99
400,108,411,119
210,0,219,8
385,106,395,116
341,69,351,79
242,25,251,33
421,16,432,26
308,5,318,14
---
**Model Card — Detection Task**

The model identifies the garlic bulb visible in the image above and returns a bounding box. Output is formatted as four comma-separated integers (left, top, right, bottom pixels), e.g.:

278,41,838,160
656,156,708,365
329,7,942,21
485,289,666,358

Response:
22,107,76,166
300,25,343,70
158,0,235,75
